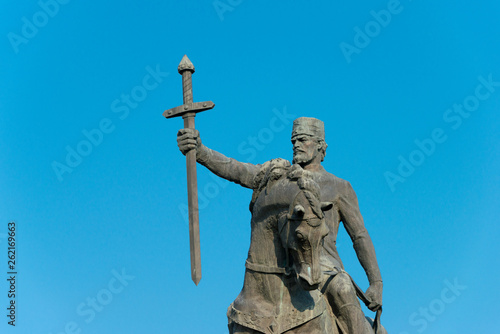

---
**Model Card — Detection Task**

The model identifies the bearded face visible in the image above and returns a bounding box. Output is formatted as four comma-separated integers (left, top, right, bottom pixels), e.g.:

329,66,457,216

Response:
292,134,321,166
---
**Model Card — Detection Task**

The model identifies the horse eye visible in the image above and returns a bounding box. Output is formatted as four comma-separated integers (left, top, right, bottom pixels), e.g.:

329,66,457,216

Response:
296,232,305,241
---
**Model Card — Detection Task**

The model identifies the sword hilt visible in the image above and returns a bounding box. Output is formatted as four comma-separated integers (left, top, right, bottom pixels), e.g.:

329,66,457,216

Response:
163,56,214,120
182,72,193,105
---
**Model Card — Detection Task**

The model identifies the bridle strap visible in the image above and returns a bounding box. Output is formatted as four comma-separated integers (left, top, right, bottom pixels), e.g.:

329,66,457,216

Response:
245,260,288,275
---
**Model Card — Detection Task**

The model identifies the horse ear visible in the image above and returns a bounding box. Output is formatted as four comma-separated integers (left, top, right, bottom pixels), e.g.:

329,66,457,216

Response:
321,202,333,212
294,204,305,216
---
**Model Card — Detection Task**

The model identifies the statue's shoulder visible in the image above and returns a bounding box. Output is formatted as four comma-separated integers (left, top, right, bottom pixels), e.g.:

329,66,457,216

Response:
316,169,354,197
317,168,348,185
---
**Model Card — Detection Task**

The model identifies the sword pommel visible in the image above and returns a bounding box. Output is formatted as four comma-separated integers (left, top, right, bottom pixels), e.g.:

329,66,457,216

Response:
178,55,195,74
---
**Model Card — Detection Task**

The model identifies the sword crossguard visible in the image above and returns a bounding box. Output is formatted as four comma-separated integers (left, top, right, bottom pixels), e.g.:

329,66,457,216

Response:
163,101,215,119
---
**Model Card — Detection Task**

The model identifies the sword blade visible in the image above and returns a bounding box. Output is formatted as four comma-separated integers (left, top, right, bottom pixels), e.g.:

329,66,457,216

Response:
184,113,201,285
180,58,202,285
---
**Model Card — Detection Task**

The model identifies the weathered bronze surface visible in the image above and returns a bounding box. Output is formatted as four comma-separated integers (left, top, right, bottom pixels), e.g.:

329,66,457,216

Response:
164,55,215,285
172,59,386,333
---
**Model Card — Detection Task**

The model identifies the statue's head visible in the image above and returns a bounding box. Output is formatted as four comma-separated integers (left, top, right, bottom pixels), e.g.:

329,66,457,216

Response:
291,117,328,166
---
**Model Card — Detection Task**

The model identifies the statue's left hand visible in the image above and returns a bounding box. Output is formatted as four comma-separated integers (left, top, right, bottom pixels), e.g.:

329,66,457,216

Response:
365,281,383,311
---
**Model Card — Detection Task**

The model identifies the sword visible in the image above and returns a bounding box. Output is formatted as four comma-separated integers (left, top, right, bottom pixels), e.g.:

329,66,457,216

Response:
163,55,214,285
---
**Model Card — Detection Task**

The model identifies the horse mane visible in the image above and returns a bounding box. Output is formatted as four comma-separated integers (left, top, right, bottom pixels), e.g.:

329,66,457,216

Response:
249,158,291,212
248,161,324,219
289,165,323,219
297,175,323,219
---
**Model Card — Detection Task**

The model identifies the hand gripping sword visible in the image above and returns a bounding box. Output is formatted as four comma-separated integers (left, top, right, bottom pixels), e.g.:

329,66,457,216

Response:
163,55,214,285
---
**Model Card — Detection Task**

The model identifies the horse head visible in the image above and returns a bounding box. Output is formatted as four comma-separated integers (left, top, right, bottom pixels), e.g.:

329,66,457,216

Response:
279,175,333,291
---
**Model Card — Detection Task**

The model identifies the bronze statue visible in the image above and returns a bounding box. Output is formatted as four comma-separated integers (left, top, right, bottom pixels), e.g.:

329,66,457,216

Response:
168,56,386,334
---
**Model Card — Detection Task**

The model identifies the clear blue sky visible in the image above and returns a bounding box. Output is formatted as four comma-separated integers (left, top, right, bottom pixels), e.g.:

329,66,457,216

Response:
1,1,499,333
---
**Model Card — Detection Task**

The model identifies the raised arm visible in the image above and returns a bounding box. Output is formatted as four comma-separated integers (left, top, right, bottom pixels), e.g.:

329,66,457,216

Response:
338,181,383,310
177,128,260,189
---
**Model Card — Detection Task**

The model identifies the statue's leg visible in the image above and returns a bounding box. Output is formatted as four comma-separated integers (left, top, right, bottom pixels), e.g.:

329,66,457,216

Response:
322,272,372,334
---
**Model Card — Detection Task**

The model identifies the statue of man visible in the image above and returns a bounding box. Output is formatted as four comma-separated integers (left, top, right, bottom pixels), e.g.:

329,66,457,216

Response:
177,117,383,333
